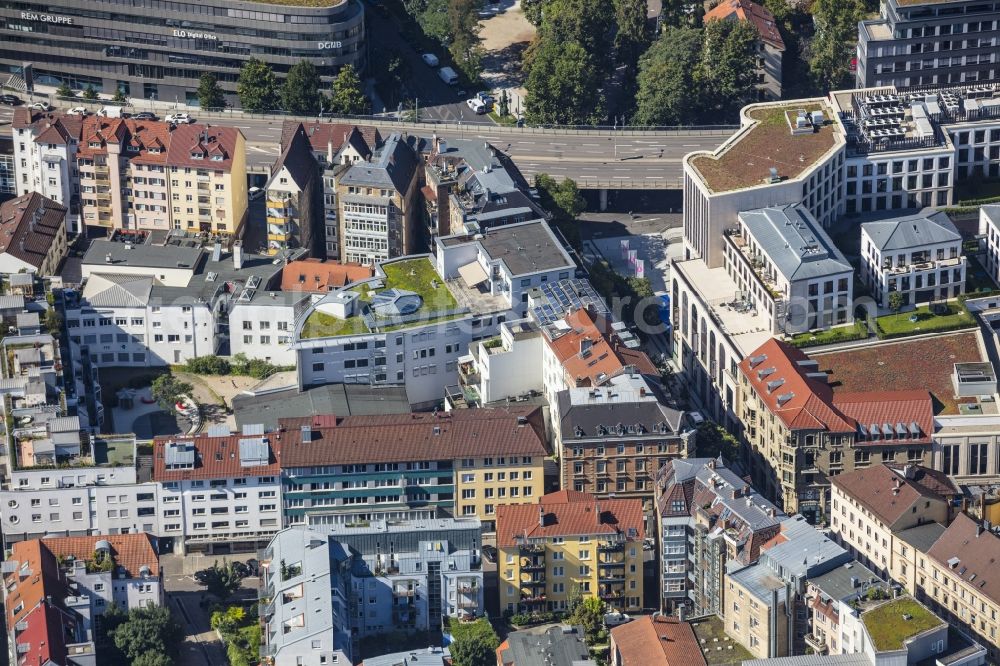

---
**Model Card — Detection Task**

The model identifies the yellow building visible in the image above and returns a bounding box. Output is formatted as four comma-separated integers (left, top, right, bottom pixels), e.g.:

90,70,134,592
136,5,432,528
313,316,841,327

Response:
166,124,248,238
496,490,645,614
454,453,546,533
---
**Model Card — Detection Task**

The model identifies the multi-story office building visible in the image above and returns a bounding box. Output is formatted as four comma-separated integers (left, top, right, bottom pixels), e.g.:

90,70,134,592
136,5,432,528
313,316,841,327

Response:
737,338,935,522
496,490,645,614
857,0,1000,89
3,533,161,666
278,409,547,530
0,191,68,276
724,204,853,334
654,458,785,615
704,0,785,100
555,373,688,501
978,204,1000,282
829,463,957,579
336,133,419,265
152,425,284,554
265,126,323,256
861,210,966,309
329,518,484,633
0,0,366,104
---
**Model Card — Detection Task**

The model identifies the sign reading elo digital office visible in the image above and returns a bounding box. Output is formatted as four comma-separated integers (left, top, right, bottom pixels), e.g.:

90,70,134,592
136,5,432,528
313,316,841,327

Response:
20,11,72,24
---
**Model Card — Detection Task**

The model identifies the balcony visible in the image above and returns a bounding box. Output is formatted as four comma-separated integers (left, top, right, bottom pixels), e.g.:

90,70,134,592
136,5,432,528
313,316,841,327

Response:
598,541,624,553
724,230,786,301
884,255,964,275
804,634,828,654
598,573,626,583
520,593,546,604
598,559,626,568
520,558,545,571
519,542,545,554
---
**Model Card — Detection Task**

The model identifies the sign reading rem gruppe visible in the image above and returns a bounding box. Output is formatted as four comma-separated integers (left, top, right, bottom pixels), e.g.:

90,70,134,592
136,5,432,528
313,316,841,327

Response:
20,11,72,24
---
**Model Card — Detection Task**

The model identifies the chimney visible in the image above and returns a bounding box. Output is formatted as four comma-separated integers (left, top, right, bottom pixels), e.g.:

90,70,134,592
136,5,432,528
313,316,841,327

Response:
233,241,244,270
977,523,984,537
538,506,545,528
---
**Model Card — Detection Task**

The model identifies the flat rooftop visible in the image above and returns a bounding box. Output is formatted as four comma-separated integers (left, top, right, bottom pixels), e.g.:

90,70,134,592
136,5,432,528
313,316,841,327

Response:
813,331,984,415
688,102,839,193
673,259,772,356
862,598,943,652
232,384,410,429
84,239,203,271
476,220,574,275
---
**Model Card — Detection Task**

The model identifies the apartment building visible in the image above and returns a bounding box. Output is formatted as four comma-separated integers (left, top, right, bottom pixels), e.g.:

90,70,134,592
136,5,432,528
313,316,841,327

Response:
0,434,160,544
337,133,419,265
654,458,785,615
265,126,322,256
280,258,373,293
861,210,966,309
803,559,887,656
3,533,161,666
0,192,68,276
723,204,853,334
829,464,957,579
498,625,596,666
10,108,82,231
978,204,1000,283
278,409,547,530
228,291,311,366
152,425,283,555
857,0,1000,89
556,373,688,500
496,490,645,614
608,615,705,666
260,527,355,666
737,338,934,522
704,0,785,100
329,518,484,633
725,515,850,659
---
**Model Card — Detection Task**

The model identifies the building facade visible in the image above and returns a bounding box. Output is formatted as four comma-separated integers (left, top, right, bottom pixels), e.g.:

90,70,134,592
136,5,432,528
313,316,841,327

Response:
0,191,68,275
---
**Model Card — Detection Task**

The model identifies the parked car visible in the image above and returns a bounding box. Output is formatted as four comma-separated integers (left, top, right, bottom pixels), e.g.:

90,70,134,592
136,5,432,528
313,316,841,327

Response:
475,91,495,106
421,53,439,67
604,611,632,628
29,101,52,111
438,66,459,85
466,98,487,115
481,545,497,562
232,561,250,578
165,112,193,124
67,107,88,115
0,94,21,105
133,111,158,121
248,186,264,201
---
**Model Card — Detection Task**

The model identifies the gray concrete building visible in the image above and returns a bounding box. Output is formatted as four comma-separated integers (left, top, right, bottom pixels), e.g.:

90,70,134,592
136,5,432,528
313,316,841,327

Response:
857,0,1000,89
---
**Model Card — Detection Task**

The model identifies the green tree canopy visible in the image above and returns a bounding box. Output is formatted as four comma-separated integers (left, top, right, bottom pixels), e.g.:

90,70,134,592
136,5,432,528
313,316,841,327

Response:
195,560,246,601
237,58,279,113
448,0,483,80
281,60,323,116
83,85,99,101
539,0,614,66
55,82,74,98
150,374,193,412
809,0,865,92
701,18,760,119
197,72,226,110
695,421,740,461
111,606,183,664
634,26,704,125
449,618,500,666
132,654,173,666
613,0,648,68
329,65,368,115
569,596,605,641
525,40,605,125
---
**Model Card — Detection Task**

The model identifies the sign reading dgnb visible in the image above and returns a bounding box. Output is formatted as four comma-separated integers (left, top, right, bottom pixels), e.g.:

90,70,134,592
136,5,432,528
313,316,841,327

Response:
20,12,72,24
317,41,342,49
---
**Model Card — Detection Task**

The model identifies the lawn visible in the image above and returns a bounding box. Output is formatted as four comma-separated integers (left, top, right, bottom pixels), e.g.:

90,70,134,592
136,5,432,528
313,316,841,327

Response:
381,258,458,313
874,302,975,338
814,331,983,415
299,311,370,339
690,616,754,666
862,599,942,651
789,321,868,348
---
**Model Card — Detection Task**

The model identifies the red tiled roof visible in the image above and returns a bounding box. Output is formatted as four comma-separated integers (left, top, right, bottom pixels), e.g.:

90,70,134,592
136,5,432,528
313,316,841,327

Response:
831,464,956,527
14,601,72,666
12,109,85,141
496,490,644,548
834,391,934,446
37,533,160,578
926,512,1000,604
548,310,631,387
5,540,59,630
152,432,281,481
278,407,549,468
705,0,785,50
610,615,706,666
283,120,381,157
280,258,374,292
0,192,66,270
166,123,242,172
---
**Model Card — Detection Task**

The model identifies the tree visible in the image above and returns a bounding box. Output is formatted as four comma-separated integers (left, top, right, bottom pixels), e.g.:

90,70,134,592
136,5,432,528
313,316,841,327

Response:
525,40,604,125
613,0,648,70
83,85,99,101
448,0,483,80
44,308,62,336
150,374,193,411
236,58,279,113
55,82,74,98
658,0,687,27
539,0,614,69
281,60,323,116
197,73,226,110
132,654,173,666
112,88,127,104
569,596,605,641
522,0,543,25
211,606,246,637
701,17,759,119
695,421,741,461
809,0,865,92
329,65,368,115
195,560,245,601
634,26,704,125
449,618,500,666
497,89,510,117
888,290,904,319
111,605,183,664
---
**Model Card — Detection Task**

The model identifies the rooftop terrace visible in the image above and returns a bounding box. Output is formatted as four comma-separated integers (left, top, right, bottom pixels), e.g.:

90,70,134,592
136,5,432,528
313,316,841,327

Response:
300,258,462,339
862,598,943,652
688,102,839,193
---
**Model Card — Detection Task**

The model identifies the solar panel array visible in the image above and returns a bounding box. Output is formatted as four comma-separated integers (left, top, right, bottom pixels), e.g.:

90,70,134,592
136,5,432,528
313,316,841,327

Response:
531,278,610,326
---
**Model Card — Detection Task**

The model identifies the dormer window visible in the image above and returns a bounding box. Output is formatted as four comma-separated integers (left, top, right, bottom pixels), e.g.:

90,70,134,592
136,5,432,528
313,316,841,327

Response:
89,142,101,149
149,147,161,154
211,154,223,161
127,144,139,153
191,151,204,160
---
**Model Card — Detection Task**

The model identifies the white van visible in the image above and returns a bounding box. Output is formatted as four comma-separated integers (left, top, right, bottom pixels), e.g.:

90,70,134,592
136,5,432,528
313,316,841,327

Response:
98,106,124,118
438,66,459,85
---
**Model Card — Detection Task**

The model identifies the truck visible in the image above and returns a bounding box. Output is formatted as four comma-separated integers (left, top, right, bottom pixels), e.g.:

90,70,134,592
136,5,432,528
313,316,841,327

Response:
438,66,459,85
98,106,124,118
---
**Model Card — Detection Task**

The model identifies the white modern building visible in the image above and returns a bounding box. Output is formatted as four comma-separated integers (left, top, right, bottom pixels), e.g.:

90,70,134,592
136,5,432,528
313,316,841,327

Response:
228,291,311,366
979,204,1000,284
11,111,81,231
152,425,283,555
861,210,966,309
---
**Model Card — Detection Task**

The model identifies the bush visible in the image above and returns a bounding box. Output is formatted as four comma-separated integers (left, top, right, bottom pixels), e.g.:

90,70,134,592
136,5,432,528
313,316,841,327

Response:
184,355,232,375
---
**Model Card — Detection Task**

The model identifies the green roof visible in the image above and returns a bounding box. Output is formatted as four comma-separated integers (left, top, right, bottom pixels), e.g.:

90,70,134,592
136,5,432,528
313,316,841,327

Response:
300,258,462,339
862,598,943,651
